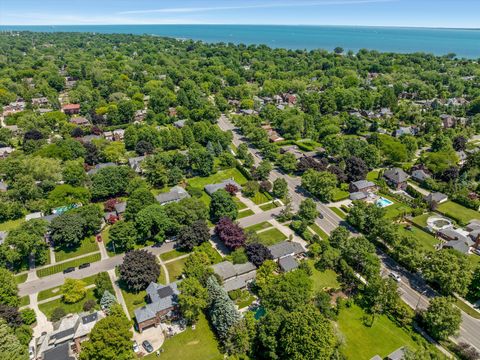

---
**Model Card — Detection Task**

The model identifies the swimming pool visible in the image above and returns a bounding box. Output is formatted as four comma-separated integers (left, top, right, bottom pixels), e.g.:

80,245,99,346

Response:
376,197,394,208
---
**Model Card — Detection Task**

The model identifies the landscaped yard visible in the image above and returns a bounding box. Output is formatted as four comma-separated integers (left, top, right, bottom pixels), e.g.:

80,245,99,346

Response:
19,296,30,307
337,304,419,360
122,288,146,318
54,236,99,262
256,228,287,246
397,225,440,251
308,260,340,292
437,201,480,224
165,257,188,282
187,168,248,189
143,313,222,360
249,191,272,205
245,221,273,233
381,195,412,219
366,170,381,183
410,213,434,228
233,196,247,210
229,289,256,309
37,274,99,302
37,253,101,277
39,289,98,320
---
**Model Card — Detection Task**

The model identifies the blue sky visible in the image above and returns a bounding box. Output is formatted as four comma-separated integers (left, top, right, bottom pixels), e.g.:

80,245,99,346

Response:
1,0,479,28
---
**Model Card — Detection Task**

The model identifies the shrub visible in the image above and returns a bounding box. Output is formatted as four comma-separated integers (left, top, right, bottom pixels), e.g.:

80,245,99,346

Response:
20,309,36,325
83,299,97,312
51,307,66,322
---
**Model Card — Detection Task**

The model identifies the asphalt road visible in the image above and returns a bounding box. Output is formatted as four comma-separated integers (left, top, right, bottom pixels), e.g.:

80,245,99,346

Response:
218,114,480,351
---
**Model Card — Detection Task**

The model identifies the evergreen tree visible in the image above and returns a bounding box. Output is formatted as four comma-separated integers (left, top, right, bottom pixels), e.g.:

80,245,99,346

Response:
100,291,117,312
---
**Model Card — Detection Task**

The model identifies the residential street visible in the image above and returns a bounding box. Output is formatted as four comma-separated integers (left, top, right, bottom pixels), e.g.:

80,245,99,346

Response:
218,114,480,351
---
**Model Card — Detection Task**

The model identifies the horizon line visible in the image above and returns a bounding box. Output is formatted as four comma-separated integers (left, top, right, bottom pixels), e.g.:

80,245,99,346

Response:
1,23,479,31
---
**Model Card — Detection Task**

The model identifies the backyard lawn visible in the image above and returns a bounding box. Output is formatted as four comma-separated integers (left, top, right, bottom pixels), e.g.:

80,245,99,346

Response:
337,304,419,360
366,170,381,183
165,257,188,282
257,228,287,246
308,260,340,292
143,313,222,360
331,187,350,202
397,225,440,251
437,201,480,224
37,253,101,277
187,168,248,189
39,289,98,320
54,236,99,262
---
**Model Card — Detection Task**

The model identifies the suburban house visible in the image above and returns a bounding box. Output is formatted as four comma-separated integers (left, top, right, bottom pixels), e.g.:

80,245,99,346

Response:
383,168,409,190
128,155,146,173
411,169,430,183
212,261,257,292
104,129,125,141
204,178,242,196
35,311,105,359
62,104,81,115
424,192,448,206
268,241,306,272
173,119,187,128
114,201,126,217
349,180,376,193
31,97,50,107
386,347,406,360
438,228,474,255
0,146,14,158
261,124,285,143
394,126,417,138
86,162,117,176
69,117,90,126
134,282,180,333
155,186,190,205
279,145,304,160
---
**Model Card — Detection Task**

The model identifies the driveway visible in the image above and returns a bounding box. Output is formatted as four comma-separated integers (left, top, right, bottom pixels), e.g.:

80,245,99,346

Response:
133,325,165,355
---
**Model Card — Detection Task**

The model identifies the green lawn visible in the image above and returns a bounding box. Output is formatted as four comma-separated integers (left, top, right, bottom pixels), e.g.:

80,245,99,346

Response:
37,274,98,302
397,225,439,251
257,228,287,246
187,168,248,189
245,221,273,233
54,236,99,262
15,273,28,284
37,253,101,278
165,257,188,282
249,191,272,205
122,288,146,318
143,313,222,360
238,209,255,219
337,304,419,360
160,249,189,262
381,195,412,219
366,170,381,182
308,260,340,292
309,223,329,240
259,201,279,211
330,207,347,219
233,197,248,210
410,213,435,228
437,201,480,225
0,218,24,232
229,290,256,309
456,298,480,320
331,188,350,202
39,289,98,320
19,296,30,307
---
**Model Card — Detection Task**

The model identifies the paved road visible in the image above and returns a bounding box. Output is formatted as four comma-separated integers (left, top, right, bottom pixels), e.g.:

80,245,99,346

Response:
218,114,480,351
18,242,175,296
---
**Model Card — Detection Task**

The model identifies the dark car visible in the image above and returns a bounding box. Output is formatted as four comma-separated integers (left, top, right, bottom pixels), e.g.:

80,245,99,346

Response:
79,263,90,269
142,340,154,353
63,267,75,274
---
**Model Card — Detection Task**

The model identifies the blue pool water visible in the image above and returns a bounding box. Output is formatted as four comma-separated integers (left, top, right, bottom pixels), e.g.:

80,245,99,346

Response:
1,25,480,58
377,197,394,208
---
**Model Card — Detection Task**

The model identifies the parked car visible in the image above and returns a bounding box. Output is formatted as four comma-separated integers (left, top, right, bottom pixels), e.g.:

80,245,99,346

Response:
63,267,75,274
133,341,139,353
79,263,90,269
389,272,401,282
142,340,154,353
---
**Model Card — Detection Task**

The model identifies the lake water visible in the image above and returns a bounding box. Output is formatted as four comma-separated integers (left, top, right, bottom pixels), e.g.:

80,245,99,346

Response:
1,25,479,58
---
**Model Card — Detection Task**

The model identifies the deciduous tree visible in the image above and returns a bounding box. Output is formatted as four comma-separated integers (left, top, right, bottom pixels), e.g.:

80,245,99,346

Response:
119,250,160,292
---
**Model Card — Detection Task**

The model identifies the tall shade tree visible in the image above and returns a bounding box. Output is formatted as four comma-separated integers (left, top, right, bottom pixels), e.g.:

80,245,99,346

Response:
214,217,246,250
209,189,238,222
108,221,137,252
119,250,160,292
178,277,208,324
301,169,337,202
0,269,19,307
0,320,28,360
423,297,461,340
61,278,87,304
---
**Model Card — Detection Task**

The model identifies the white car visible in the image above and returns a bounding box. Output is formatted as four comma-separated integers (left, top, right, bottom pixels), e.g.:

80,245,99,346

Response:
133,341,139,353
389,272,401,282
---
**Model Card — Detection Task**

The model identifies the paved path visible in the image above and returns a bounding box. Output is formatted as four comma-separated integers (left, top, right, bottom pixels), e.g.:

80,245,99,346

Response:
407,181,430,196
98,240,109,260
108,269,131,320
237,193,263,214
19,242,175,296
29,293,53,338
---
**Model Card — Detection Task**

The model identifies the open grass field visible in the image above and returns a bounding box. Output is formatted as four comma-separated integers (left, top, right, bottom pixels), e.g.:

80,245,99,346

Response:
39,289,98,320
437,201,480,224
143,313,222,360
245,221,273,233
397,225,440,251
257,228,287,246
54,236,99,262
187,168,248,189
165,257,188,282
337,304,419,360
37,253,101,278
308,260,340,292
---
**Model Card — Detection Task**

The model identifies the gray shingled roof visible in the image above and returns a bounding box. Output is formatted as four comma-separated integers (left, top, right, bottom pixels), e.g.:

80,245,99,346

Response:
350,192,368,201
204,179,242,196
43,342,75,360
383,168,409,184
87,162,117,176
268,241,305,259
411,169,430,182
223,271,257,292
128,156,146,172
135,282,180,323
114,202,126,214
278,255,299,272
444,240,472,254
425,192,448,204
212,261,256,281
155,186,190,205
387,347,406,360
351,180,375,191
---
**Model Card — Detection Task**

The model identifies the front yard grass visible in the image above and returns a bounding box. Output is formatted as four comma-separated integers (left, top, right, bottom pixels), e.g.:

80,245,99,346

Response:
187,168,248,189
143,313,222,360
337,304,419,360
165,257,188,282
249,191,272,205
233,197,248,210
259,201,279,211
54,236,99,262
37,253,101,278
15,273,28,284
19,296,30,307
122,289,146,318
331,187,350,202
257,228,287,246
397,225,440,251
39,289,98,320
245,221,273,233
37,274,98,302
437,201,480,225
309,223,329,240
160,249,189,262
238,209,255,219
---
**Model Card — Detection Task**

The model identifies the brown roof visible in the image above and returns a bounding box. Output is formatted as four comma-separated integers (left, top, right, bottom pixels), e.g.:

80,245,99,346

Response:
62,104,80,110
